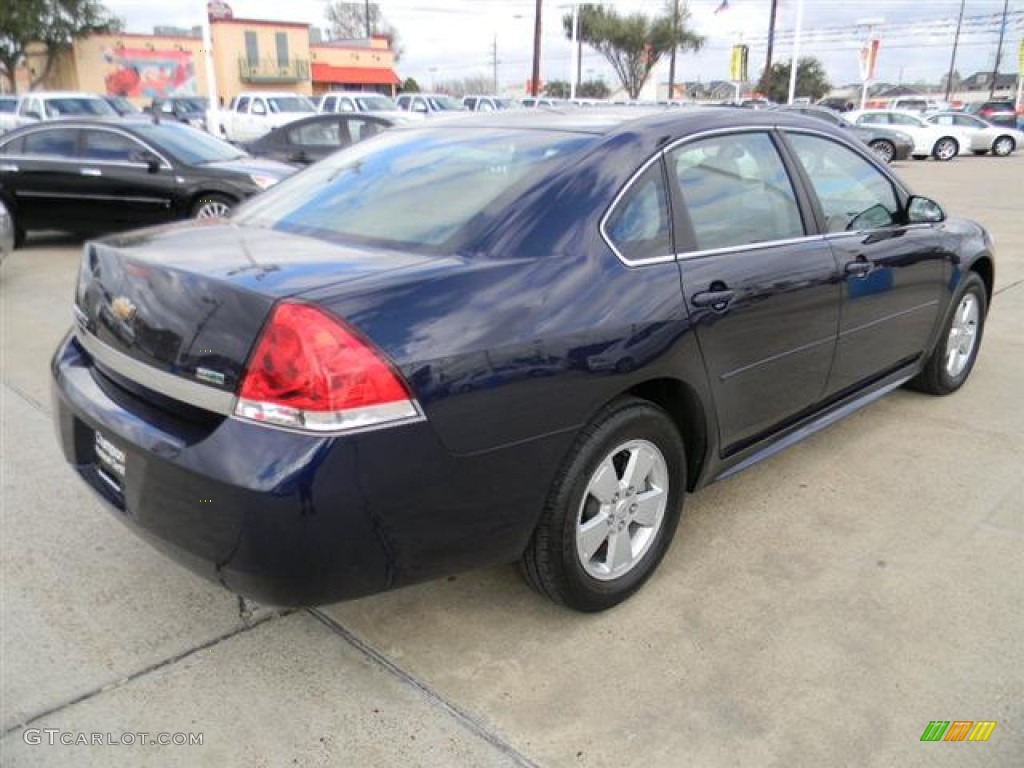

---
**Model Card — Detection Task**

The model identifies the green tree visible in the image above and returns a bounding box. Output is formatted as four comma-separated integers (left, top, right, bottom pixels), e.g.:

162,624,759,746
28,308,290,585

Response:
0,0,121,93
544,80,570,99
400,76,420,93
756,57,831,103
325,2,403,62
578,79,610,99
564,5,703,99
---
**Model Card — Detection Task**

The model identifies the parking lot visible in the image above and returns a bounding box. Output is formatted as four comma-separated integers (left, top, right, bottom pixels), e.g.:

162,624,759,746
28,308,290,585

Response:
1,154,1022,766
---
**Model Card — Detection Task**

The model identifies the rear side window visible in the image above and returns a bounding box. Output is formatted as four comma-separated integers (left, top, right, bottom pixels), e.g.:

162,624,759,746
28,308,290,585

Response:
288,120,342,147
234,129,595,252
236,97,250,113
858,113,888,125
603,162,672,263
786,133,899,232
670,132,804,251
22,129,78,157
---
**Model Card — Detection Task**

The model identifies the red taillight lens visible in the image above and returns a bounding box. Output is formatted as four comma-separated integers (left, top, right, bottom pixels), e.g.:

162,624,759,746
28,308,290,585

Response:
234,302,420,433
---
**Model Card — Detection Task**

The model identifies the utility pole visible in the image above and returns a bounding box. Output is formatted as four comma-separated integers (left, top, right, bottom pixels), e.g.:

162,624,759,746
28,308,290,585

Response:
786,0,804,104
365,0,372,37
945,0,965,102
989,0,1009,98
531,0,543,97
491,35,499,93
569,3,580,98
763,0,779,94
668,0,679,99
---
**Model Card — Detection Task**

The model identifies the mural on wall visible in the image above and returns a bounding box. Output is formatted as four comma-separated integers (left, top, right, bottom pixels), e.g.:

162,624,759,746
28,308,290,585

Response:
103,47,197,98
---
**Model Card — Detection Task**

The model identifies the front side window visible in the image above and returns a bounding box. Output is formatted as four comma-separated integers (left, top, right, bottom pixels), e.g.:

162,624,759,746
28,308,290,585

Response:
858,113,888,125
670,132,804,252
267,97,315,113
322,96,337,112
954,115,984,128
236,97,250,113
338,98,355,112
787,133,900,233
603,162,672,263
355,95,398,111
929,114,954,126
81,131,149,163
889,113,923,127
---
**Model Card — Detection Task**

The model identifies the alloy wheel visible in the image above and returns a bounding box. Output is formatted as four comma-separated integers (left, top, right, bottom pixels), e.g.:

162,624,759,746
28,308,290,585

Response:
870,140,894,163
575,439,669,581
992,137,1014,157
194,200,231,219
934,138,957,161
945,293,979,379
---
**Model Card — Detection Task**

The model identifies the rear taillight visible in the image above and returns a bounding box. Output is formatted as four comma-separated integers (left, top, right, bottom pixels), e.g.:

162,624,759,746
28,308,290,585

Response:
234,302,421,433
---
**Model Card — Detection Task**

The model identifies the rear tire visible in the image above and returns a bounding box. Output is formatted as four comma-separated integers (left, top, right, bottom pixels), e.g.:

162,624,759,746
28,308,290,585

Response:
992,136,1015,157
520,397,685,612
933,137,958,161
909,273,987,395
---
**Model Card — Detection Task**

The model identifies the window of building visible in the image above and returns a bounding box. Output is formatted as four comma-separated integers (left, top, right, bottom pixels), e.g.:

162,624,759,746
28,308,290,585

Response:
275,32,289,67
244,31,259,64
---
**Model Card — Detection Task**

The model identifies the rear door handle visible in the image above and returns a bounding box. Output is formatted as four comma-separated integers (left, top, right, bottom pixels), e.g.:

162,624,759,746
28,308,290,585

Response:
844,257,872,277
80,168,102,177
691,289,735,310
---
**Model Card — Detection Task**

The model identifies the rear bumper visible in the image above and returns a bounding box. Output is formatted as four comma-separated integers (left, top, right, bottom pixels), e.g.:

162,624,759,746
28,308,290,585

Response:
51,332,565,605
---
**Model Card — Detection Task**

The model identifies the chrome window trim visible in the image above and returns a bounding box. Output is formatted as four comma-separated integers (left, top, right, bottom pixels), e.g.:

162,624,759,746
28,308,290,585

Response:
598,150,675,267
674,234,828,262
0,124,174,170
75,326,235,415
602,125,814,268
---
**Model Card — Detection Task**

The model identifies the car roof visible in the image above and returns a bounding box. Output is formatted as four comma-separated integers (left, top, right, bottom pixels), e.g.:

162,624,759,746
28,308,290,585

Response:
395,105,854,139
18,91,106,100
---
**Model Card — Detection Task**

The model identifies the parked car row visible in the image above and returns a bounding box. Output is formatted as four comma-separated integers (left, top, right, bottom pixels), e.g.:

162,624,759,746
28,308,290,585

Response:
847,108,1022,160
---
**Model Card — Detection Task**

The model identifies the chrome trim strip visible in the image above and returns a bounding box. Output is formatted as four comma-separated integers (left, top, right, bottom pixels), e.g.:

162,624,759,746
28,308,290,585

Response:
75,327,235,415
232,399,427,437
720,334,837,381
675,234,826,262
838,300,940,337
19,191,169,205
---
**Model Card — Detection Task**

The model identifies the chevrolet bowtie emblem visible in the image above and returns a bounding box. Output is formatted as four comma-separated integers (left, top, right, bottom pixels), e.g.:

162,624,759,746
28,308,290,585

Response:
110,296,137,322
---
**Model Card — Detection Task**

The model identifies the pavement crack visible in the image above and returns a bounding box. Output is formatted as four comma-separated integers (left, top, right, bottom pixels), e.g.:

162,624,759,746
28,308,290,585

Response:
993,278,1023,296
1,609,293,738
307,608,543,768
2,378,49,417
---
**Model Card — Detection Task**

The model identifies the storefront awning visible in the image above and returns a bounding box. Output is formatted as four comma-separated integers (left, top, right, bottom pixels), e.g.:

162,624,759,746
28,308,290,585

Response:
312,63,400,86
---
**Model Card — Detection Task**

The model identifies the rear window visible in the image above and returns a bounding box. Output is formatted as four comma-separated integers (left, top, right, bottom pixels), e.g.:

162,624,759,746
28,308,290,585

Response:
234,128,595,252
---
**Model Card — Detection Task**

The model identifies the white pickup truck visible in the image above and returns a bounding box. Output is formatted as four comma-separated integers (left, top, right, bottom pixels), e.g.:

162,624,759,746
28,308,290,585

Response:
217,92,317,143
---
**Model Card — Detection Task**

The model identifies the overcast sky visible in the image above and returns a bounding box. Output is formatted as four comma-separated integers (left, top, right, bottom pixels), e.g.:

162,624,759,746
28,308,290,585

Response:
104,0,1023,92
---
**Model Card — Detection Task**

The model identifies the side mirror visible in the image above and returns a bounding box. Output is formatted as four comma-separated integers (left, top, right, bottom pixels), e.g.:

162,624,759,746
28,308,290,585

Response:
142,152,162,173
906,195,945,224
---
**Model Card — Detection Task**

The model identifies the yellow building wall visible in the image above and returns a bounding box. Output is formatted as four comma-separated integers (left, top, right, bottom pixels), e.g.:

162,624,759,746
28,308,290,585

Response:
210,20,313,101
310,43,395,71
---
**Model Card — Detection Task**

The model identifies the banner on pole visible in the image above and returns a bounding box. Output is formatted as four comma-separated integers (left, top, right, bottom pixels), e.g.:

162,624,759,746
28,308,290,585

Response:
730,45,749,82
859,39,880,82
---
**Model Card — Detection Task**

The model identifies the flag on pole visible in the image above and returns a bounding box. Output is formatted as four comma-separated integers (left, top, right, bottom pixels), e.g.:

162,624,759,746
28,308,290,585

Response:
714,0,730,14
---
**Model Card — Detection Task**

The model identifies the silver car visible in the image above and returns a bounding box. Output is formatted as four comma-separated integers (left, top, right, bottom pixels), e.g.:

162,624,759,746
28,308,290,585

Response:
0,197,13,267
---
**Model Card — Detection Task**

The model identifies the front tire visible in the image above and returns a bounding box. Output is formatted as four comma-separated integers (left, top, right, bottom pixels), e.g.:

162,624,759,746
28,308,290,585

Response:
520,397,685,612
191,193,235,220
910,273,987,395
868,139,895,164
933,137,958,161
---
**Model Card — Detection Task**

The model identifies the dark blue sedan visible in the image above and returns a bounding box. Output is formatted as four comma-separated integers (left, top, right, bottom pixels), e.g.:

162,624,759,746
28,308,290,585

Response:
52,108,994,611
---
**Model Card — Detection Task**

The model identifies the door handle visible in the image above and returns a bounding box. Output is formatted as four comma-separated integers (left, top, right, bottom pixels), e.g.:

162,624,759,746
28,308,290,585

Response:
80,168,103,177
691,289,735,310
844,256,872,277
0,163,18,172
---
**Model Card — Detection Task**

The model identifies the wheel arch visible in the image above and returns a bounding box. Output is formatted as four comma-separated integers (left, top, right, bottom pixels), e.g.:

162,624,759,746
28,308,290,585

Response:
624,377,709,492
969,255,994,306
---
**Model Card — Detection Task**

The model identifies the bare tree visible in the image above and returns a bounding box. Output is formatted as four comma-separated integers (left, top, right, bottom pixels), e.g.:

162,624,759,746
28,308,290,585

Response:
324,2,404,62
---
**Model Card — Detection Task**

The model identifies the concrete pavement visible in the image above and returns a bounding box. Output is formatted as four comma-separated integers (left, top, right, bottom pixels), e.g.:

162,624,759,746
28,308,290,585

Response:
1,156,1021,766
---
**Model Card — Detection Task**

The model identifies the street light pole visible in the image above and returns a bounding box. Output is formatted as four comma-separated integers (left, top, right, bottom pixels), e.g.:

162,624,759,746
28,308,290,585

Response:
569,3,580,99
944,0,965,102
786,0,805,104
989,0,1010,99
763,0,779,94
531,0,543,97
